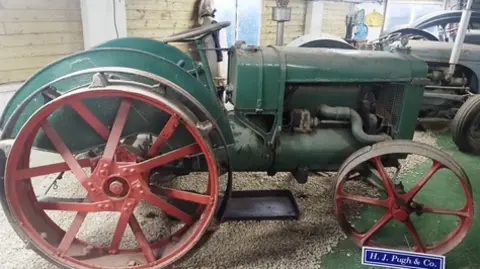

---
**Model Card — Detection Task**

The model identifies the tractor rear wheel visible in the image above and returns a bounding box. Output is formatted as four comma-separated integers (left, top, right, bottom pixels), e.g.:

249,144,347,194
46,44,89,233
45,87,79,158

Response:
452,94,480,154
334,140,473,255
1,86,219,268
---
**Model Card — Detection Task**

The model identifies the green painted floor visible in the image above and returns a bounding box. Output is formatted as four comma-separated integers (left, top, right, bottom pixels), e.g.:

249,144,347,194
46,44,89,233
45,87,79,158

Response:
322,133,480,269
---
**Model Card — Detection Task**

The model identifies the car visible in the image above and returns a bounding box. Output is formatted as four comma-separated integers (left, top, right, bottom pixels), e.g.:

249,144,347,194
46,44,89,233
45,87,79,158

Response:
380,10,480,45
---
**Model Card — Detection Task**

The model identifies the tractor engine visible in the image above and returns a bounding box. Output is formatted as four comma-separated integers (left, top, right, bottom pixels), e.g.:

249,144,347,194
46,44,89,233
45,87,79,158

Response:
225,43,427,173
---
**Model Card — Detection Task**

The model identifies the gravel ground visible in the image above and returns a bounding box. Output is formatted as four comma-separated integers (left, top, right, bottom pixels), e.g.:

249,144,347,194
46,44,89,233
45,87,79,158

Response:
0,132,438,269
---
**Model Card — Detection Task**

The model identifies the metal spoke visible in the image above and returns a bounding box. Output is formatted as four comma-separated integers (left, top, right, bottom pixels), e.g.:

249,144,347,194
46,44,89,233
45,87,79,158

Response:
70,101,110,140
57,211,88,253
144,191,193,224
405,161,443,201
152,186,212,205
405,219,426,252
337,193,389,208
147,114,180,157
102,99,132,162
124,143,201,173
422,206,470,218
15,159,91,179
359,213,393,245
42,123,91,189
129,216,156,263
37,198,110,212
109,200,136,253
371,157,396,197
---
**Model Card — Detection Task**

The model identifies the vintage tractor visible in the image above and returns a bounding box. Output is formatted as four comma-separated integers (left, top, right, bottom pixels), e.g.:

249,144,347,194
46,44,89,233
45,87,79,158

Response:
0,22,474,269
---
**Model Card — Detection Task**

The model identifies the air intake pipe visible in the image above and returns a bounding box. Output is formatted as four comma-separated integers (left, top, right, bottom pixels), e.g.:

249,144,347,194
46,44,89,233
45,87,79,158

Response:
273,0,291,46
317,104,391,144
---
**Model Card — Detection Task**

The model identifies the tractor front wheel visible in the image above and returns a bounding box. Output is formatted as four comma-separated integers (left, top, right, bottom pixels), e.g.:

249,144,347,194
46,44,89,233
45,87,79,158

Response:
334,140,473,255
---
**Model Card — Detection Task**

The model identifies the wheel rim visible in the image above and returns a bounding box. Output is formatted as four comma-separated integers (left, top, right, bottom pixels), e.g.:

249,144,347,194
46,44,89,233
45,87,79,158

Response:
4,87,218,268
467,112,480,140
334,141,474,255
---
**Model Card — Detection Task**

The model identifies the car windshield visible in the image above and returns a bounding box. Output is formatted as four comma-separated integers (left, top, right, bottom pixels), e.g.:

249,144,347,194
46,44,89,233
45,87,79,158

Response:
384,2,443,36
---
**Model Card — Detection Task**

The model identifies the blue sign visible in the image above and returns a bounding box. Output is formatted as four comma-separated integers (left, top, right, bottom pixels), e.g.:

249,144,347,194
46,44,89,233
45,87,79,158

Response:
362,247,445,269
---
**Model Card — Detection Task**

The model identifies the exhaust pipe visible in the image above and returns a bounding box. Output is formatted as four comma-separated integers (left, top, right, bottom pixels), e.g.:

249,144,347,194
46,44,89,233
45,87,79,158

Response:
448,0,474,76
273,0,291,46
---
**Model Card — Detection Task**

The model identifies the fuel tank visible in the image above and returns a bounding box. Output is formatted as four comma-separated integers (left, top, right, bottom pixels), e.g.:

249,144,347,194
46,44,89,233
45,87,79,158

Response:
227,43,428,112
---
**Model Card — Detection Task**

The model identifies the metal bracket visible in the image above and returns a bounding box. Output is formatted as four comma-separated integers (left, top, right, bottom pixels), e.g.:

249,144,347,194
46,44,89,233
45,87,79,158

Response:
196,120,214,137
41,86,61,103
89,72,110,88
272,7,292,22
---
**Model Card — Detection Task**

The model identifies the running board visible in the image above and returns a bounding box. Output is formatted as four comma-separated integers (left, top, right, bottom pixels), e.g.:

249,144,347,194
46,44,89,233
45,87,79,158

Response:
166,189,300,222
221,190,300,222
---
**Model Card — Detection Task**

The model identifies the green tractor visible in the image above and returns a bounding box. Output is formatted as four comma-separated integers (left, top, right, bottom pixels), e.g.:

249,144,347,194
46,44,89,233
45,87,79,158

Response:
0,22,473,268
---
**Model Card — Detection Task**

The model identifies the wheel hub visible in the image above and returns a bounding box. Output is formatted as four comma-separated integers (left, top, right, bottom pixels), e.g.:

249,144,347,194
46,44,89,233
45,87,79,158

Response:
392,206,410,222
105,177,129,198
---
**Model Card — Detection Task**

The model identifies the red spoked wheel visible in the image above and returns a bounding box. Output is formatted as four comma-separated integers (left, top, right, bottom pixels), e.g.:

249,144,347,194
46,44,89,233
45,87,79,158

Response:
334,140,474,255
3,86,218,268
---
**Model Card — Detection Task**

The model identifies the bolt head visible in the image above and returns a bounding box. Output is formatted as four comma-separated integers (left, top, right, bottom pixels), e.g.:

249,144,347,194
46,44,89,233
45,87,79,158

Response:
108,180,126,197
126,202,132,207
129,168,136,173
83,245,94,255
87,182,93,187
139,190,145,194
122,168,128,172
100,169,106,174
128,260,139,267
103,164,108,168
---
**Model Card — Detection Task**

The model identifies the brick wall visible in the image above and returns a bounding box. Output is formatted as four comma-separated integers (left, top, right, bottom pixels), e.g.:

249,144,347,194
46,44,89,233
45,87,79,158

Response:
261,0,307,46
0,0,84,84
126,0,196,52
126,0,308,47
322,1,354,37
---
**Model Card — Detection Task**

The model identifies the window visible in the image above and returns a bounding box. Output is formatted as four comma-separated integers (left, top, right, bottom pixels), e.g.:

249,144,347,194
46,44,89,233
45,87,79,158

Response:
214,0,262,47
384,1,443,35
237,0,262,45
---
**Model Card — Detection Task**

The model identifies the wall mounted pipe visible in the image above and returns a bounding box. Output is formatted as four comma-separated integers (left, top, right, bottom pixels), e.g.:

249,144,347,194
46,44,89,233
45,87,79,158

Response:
448,0,474,76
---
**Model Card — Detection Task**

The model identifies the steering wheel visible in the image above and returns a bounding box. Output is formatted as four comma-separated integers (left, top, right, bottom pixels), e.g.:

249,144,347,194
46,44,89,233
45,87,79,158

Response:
161,21,231,43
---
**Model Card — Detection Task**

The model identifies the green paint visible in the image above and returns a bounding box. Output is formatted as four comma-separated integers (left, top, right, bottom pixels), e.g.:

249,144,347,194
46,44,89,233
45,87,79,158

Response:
322,133,480,269
394,83,426,139
0,36,429,173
